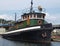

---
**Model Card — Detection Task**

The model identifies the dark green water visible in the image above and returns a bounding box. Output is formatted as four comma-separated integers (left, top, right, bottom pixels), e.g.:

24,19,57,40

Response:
0,37,60,46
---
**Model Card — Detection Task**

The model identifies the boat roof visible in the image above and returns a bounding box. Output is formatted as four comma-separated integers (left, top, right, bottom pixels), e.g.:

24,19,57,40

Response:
22,12,45,16
0,24,14,27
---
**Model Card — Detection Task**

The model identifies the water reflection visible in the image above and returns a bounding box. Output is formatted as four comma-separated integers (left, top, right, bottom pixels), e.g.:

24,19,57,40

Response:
0,37,60,46
24,43,51,46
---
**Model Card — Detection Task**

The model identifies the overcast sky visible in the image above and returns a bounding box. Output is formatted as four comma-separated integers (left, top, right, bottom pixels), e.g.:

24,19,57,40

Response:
0,0,60,24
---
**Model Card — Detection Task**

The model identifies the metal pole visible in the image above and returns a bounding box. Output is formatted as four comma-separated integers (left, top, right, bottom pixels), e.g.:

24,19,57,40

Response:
30,0,33,13
15,13,17,21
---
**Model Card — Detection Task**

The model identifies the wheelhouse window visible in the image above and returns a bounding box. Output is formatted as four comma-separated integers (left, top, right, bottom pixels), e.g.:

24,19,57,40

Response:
23,16,24,19
37,15,41,18
30,15,32,18
22,15,27,20
34,15,36,18
28,15,29,18
25,16,27,19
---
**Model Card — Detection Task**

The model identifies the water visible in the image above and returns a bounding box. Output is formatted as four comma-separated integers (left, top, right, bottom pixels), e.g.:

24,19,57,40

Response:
0,37,60,46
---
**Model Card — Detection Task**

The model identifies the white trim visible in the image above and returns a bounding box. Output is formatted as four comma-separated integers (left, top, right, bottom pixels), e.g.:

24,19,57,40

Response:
22,18,43,21
4,26,41,34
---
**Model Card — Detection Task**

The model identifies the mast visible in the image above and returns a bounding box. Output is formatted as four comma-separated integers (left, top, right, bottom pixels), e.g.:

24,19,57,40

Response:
15,13,17,21
30,0,33,13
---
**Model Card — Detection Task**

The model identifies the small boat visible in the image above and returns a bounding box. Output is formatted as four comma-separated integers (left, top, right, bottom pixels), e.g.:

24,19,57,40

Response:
2,0,53,43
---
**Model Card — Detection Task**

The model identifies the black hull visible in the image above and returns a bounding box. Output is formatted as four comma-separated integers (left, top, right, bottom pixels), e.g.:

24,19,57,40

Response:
2,24,53,43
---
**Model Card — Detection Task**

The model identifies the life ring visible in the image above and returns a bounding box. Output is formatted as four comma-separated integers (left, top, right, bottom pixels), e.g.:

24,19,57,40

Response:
38,20,42,25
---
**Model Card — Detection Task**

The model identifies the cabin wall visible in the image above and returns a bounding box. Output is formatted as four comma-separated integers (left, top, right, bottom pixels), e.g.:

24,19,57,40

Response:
23,19,44,27
23,21,27,27
14,19,44,29
30,19,38,26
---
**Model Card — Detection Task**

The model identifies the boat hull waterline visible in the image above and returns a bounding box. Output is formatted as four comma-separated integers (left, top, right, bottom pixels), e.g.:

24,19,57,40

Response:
2,24,53,43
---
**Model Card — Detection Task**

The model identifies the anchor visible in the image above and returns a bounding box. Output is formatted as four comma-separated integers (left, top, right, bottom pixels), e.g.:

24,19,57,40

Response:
42,32,47,38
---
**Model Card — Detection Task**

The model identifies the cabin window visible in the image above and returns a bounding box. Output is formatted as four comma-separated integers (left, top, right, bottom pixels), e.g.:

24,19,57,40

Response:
34,15,36,18
30,15,32,18
23,16,24,19
27,15,29,18
43,16,44,18
24,16,27,19
28,15,29,17
37,15,41,18
23,16,27,19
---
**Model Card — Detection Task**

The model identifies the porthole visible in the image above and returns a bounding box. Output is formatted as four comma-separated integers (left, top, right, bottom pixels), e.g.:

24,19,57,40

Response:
38,20,42,25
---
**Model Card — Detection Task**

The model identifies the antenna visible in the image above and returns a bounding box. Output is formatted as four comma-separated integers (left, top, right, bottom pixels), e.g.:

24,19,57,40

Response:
30,0,33,13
